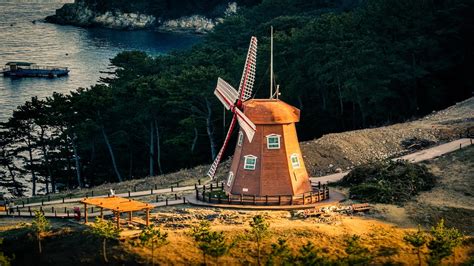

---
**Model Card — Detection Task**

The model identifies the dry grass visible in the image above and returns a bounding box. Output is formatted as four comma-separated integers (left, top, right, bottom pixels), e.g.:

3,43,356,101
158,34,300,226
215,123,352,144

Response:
1,206,473,265
121,209,474,265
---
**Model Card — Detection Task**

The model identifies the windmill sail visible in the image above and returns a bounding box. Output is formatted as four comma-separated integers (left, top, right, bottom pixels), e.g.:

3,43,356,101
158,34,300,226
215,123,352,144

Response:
214,77,238,110
238,36,257,101
207,115,238,178
234,108,256,142
207,36,258,179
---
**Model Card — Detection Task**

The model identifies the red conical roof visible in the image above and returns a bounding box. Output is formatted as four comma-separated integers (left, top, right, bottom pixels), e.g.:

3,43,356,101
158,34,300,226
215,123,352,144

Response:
243,99,300,124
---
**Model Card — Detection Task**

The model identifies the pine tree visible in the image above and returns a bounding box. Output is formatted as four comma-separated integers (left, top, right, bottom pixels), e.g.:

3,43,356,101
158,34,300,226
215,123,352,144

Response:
404,225,427,266
30,210,50,254
343,234,372,265
88,217,121,263
249,214,270,266
427,219,464,265
190,221,234,265
138,226,168,266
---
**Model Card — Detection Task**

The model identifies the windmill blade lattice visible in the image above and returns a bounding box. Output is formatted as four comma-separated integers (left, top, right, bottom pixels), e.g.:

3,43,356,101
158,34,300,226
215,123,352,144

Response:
207,36,258,179
207,115,238,178
238,36,258,101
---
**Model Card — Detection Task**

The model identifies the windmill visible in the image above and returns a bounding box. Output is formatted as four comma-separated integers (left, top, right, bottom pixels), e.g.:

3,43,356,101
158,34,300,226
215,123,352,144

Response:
207,36,258,179
208,31,312,197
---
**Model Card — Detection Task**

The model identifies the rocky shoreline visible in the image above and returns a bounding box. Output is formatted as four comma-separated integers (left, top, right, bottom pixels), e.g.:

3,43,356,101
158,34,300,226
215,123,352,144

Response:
45,1,238,33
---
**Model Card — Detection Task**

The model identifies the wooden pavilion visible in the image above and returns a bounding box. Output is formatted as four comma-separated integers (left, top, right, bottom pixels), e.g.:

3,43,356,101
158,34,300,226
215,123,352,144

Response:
80,196,154,228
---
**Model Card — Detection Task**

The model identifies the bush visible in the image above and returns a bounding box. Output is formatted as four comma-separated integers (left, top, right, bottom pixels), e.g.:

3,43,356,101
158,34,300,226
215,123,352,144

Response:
427,219,464,265
0,239,12,266
338,160,436,204
88,218,121,263
403,226,427,266
30,210,50,254
190,221,233,265
343,235,372,265
249,215,270,266
206,190,228,199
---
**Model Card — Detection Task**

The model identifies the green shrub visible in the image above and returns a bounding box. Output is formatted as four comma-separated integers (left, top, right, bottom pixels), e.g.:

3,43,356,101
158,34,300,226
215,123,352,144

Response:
339,160,436,204
30,210,50,255
403,226,427,266
190,221,234,265
0,239,12,266
250,215,270,266
88,218,121,263
138,226,169,266
427,219,464,265
343,235,372,265
206,190,228,199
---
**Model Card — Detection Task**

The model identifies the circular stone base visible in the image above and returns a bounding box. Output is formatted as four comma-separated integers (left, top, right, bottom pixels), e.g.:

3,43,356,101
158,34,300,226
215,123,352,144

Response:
187,190,345,210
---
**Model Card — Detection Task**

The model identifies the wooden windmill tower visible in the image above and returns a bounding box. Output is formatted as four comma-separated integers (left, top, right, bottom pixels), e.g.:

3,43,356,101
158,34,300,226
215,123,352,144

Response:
208,31,312,197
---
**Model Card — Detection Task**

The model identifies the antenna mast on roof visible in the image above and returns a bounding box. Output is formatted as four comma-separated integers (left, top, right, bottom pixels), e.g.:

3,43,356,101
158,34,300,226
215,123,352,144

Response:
270,26,274,99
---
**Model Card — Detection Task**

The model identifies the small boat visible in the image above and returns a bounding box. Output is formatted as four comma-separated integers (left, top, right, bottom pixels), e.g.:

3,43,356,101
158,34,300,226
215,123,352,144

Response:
1,62,70,78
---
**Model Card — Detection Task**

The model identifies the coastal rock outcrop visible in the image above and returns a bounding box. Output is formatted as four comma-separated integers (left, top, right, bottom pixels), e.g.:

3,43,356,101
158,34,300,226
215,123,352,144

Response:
159,15,216,33
46,0,246,32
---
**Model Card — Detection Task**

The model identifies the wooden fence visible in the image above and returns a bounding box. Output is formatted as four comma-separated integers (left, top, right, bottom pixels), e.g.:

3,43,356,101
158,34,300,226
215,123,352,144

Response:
195,182,330,206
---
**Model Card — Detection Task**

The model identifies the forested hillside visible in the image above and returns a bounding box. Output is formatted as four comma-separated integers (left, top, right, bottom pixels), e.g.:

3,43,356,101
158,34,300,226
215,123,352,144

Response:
1,0,473,196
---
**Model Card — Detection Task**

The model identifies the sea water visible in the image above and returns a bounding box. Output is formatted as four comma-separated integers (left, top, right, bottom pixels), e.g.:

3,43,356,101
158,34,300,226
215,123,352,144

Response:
0,0,201,122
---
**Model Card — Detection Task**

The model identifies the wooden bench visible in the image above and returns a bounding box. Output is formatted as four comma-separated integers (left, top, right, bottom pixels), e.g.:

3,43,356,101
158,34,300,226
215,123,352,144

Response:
351,203,372,212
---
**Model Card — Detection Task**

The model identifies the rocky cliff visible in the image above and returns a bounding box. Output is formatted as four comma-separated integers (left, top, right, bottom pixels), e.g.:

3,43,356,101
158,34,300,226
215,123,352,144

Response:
45,0,248,32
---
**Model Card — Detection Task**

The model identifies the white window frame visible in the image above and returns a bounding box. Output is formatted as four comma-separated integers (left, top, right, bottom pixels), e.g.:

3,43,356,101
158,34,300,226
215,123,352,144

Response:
290,153,301,169
237,131,244,146
266,134,281,149
226,172,234,186
243,155,257,170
